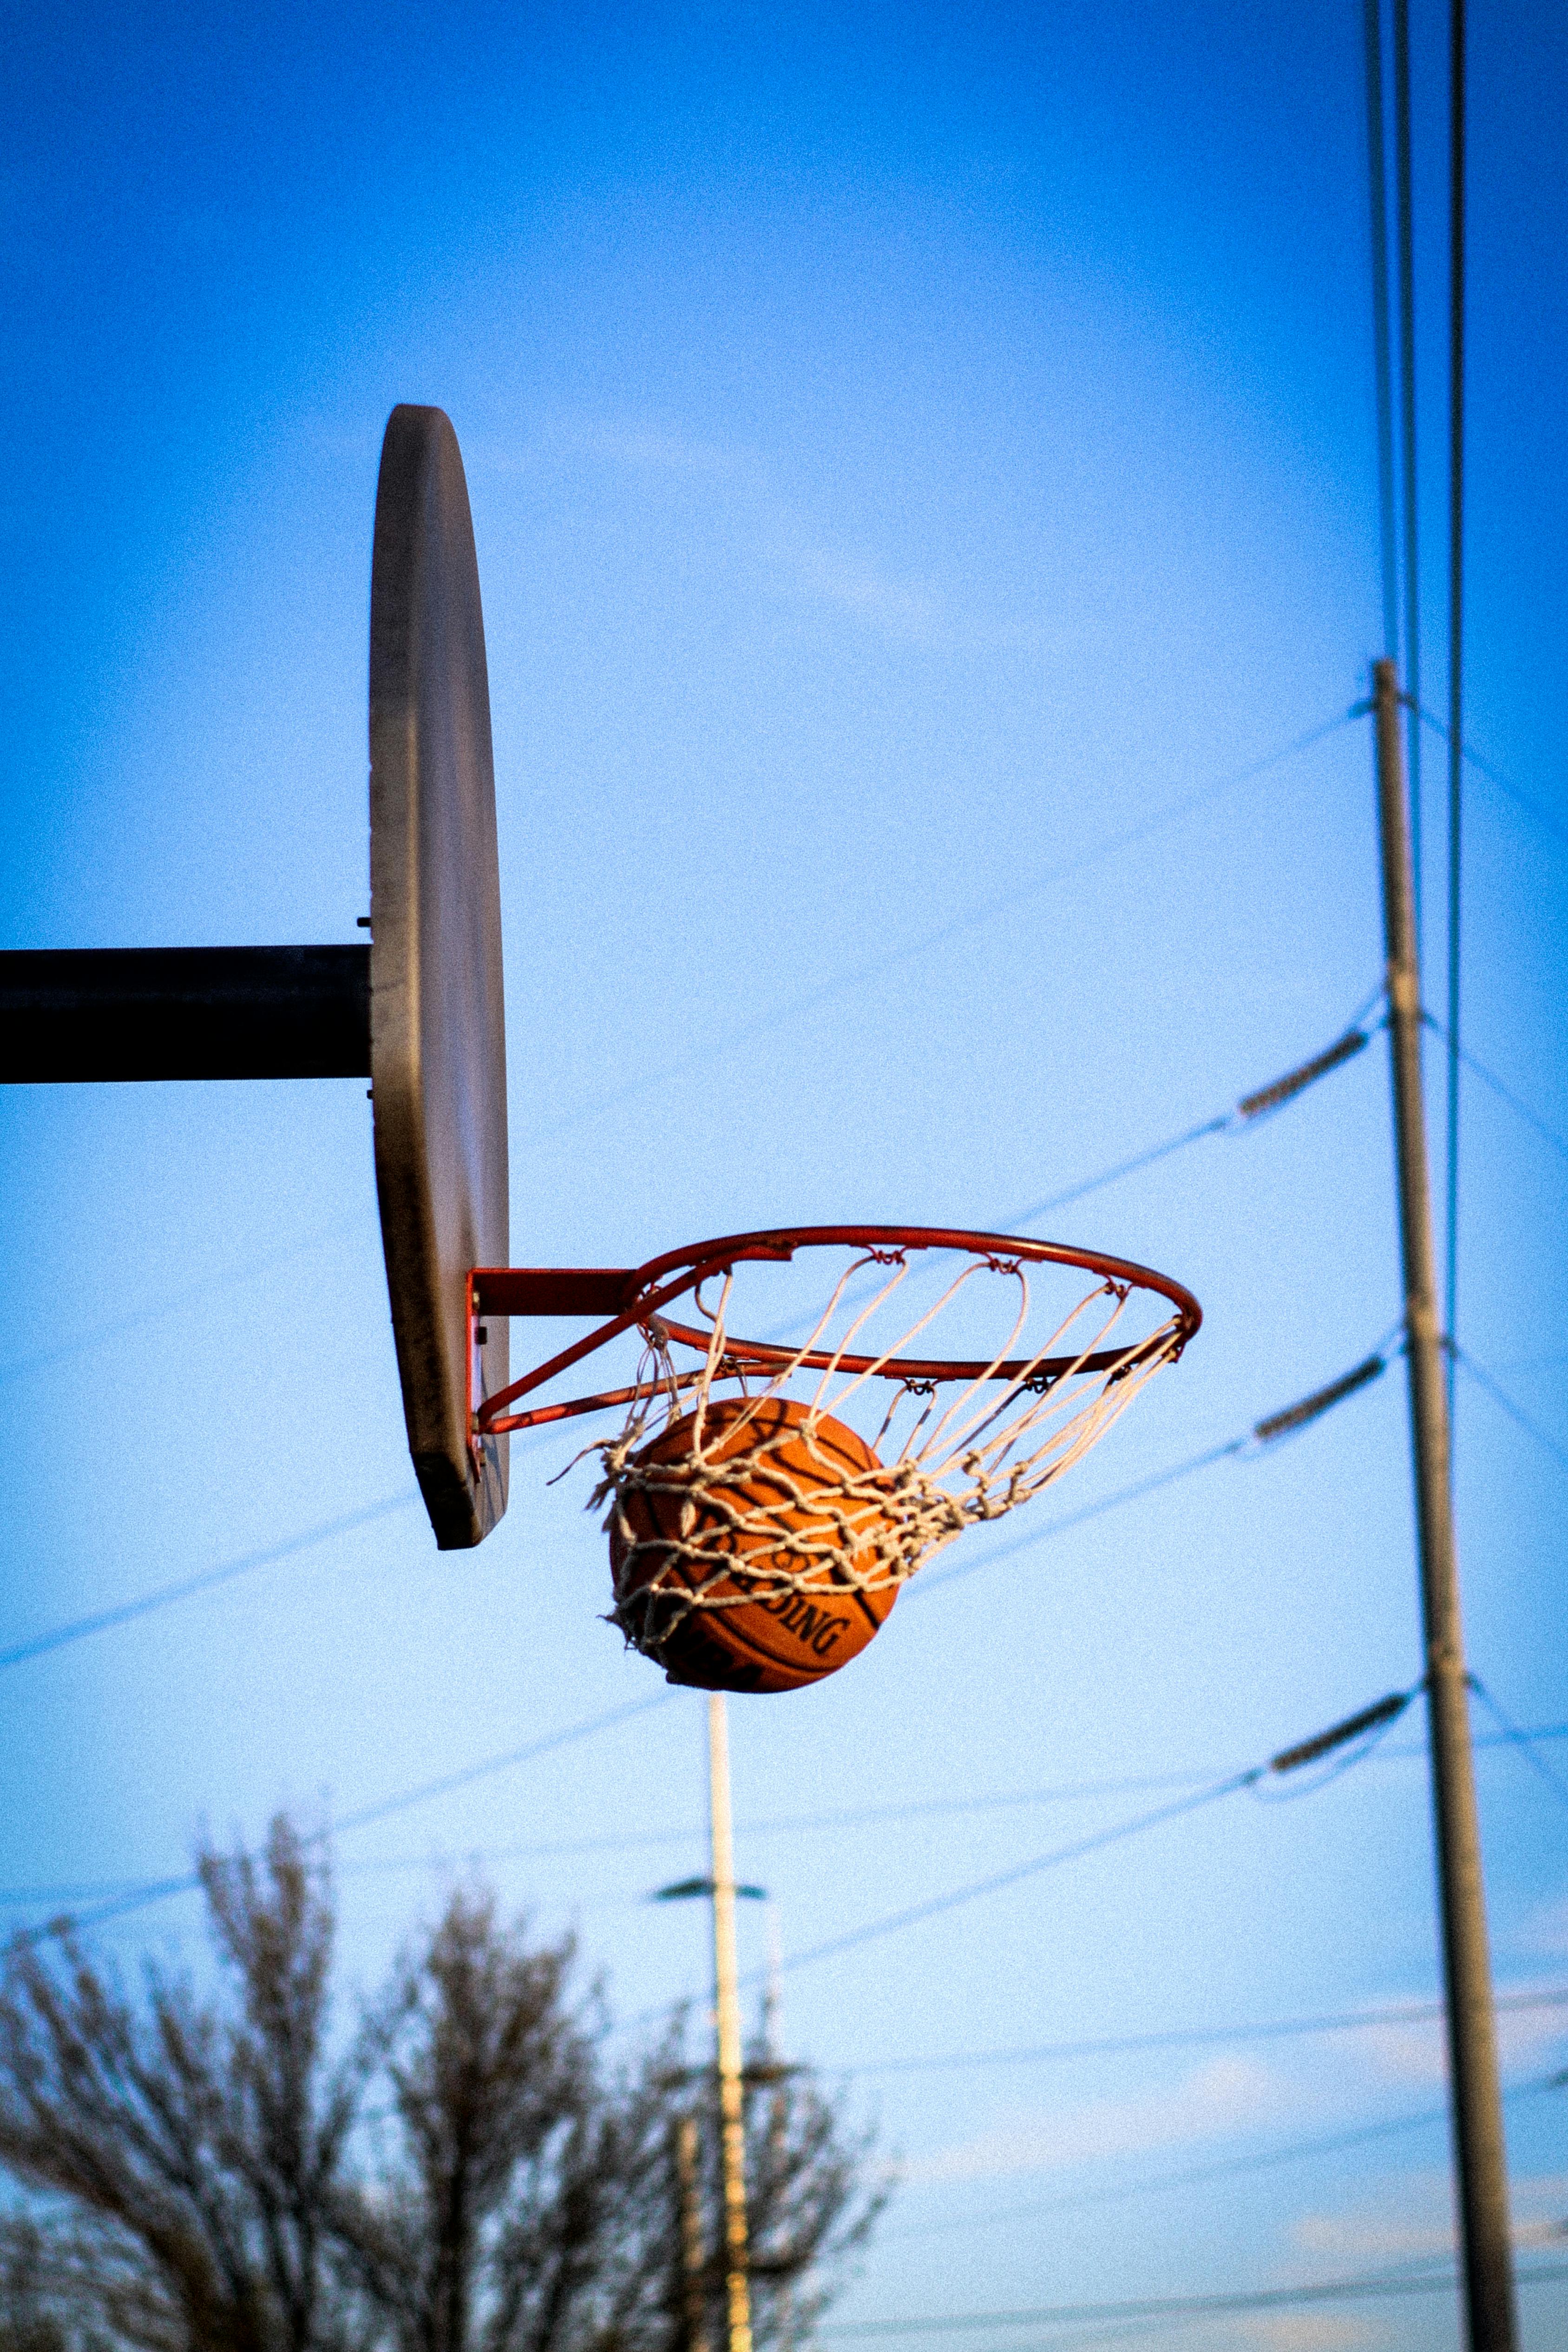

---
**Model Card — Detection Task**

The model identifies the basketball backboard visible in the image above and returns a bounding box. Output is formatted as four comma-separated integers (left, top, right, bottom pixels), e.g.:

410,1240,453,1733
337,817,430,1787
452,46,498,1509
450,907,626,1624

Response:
368,406,510,1549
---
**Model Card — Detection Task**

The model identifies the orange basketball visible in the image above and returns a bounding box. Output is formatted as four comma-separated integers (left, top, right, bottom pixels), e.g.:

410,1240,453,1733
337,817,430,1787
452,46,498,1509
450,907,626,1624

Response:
608,1396,900,1693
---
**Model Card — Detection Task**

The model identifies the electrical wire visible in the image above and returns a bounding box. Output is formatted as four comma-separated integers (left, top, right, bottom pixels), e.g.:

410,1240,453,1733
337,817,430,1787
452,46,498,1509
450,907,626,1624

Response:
0,1210,363,1391
611,1689,1419,2036
1445,0,1466,1416
757,1688,1414,1987
912,1334,1396,1602
819,2246,1568,2335
8,1723,1563,1907
7,1691,673,1945
830,1984,1568,2083
880,2069,1568,2242
1392,0,1423,926
0,1493,421,1671
1,709,1376,1405
0,1235,1397,1679
526,707,1369,1154
1409,698,1568,852
907,1441,1243,1599
1467,1676,1568,1814
0,1423,573,1675
765,1774,1258,1982
1453,1347,1568,1475
1002,990,1382,1230
1420,1009,1568,1166
1362,0,1399,657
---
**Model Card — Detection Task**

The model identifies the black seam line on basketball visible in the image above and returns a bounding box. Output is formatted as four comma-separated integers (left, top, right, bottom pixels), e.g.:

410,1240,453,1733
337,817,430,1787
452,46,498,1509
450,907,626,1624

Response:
910,1333,1398,1603
4,1694,674,1946
525,707,1366,1152
16,1724,1563,1911
878,2069,1568,2240
0,1494,423,1669
813,1984,1568,2081
1453,1347,1568,1475
750,1686,1417,1988
818,2244,1568,2332
1418,1007,1568,1166
1404,695,1568,852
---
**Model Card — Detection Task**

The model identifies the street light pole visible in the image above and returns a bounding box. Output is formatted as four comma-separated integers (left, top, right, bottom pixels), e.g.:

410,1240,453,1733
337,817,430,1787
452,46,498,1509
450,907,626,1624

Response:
1372,657,1516,2352
708,1693,754,2352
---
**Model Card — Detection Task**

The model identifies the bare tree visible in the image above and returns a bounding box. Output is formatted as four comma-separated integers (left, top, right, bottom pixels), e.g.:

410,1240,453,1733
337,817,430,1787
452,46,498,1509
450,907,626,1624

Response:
0,1825,884,2352
0,1820,379,2352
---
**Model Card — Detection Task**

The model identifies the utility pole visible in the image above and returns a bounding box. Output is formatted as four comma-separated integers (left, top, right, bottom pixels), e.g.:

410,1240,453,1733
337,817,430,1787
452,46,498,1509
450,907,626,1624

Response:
673,2110,709,2352
763,1902,794,2352
1373,658,1516,2352
708,1693,754,2352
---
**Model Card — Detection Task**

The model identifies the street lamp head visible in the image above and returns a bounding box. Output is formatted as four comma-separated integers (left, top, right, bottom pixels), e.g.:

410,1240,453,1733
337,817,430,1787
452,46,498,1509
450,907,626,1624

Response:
651,1877,768,1902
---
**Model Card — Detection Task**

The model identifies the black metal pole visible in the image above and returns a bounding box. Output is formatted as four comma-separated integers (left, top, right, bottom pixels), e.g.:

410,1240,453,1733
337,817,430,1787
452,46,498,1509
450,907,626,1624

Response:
1373,659,1516,2352
0,947,370,1083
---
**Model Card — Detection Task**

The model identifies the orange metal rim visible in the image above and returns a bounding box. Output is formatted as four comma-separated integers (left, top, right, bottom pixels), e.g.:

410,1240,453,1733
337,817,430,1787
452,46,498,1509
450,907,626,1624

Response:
470,1224,1202,1441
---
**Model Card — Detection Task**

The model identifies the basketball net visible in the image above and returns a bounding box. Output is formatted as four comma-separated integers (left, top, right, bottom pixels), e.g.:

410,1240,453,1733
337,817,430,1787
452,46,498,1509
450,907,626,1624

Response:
589,1246,1185,1664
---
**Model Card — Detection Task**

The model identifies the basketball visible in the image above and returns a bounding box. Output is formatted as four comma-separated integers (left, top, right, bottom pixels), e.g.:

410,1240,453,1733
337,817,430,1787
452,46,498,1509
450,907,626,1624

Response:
608,1396,901,1693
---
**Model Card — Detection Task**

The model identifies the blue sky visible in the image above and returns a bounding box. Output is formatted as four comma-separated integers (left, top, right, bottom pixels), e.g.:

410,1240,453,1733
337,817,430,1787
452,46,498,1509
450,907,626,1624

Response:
2,2,1565,2344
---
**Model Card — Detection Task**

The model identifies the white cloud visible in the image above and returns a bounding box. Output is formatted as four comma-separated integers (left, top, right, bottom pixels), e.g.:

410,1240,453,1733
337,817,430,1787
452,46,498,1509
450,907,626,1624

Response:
482,414,956,648
903,2054,1287,2184
1291,2167,1568,2269
1236,2320,1373,2352
1359,1981,1568,2087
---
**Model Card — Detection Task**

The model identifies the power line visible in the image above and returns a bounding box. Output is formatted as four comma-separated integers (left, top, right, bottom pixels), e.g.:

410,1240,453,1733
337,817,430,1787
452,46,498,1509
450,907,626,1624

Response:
1446,0,1466,1419
820,2250,1568,2336
912,1337,1396,1601
7,1723,1564,1907
1392,0,1423,926
0,1211,362,1391
1454,1347,1568,1475
0,1493,421,1671
766,1776,1257,1982
1362,0,1399,657
1003,994,1381,1230
7,1692,673,1945
881,2069,1568,2243
1468,1677,1568,1814
762,1689,1414,1985
0,716,1374,1406
331,1692,671,1838
832,1984,1568,2083
1409,699,1568,853
0,1295,1399,1680
1421,1009,1568,1166
0,1422,572,1674
525,707,1368,1155
612,1690,1419,2034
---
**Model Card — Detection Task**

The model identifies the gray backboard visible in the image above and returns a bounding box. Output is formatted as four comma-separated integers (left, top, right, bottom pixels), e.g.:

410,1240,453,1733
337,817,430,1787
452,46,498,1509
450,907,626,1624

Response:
369,405,510,1548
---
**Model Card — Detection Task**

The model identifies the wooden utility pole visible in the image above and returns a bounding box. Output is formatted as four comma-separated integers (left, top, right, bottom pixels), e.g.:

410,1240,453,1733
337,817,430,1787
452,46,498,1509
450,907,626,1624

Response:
1372,658,1516,2351
673,2109,709,2352
708,1694,754,2352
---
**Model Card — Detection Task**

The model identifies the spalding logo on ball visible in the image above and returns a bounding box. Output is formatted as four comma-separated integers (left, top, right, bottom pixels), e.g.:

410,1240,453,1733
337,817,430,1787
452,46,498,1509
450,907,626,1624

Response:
606,1397,900,1693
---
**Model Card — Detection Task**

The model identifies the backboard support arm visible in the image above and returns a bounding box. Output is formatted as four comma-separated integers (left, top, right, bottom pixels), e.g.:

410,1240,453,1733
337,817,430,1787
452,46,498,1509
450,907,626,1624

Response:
0,946,371,1081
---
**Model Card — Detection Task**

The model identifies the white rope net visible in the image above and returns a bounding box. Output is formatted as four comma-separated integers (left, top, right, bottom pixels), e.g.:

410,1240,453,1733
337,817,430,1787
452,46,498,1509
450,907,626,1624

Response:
588,1245,1187,1666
